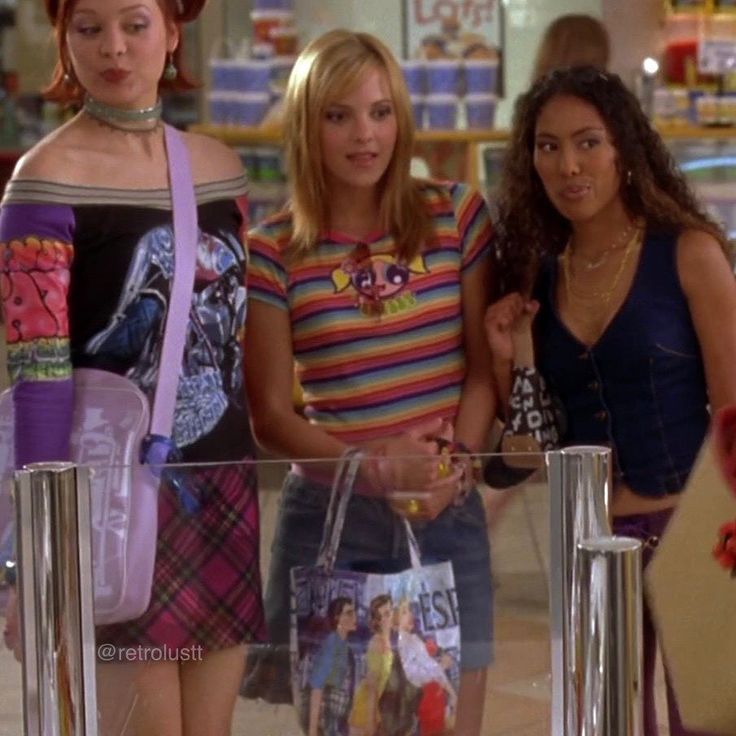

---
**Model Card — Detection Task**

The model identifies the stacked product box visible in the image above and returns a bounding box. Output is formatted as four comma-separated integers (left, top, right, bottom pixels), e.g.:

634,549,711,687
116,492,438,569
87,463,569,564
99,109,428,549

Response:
208,0,297,126
240,145,288,224
401,57,498,130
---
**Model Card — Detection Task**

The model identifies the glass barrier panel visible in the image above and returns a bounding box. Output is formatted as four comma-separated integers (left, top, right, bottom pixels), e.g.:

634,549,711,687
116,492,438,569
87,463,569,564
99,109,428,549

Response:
0,572,21,731
7,450,606,736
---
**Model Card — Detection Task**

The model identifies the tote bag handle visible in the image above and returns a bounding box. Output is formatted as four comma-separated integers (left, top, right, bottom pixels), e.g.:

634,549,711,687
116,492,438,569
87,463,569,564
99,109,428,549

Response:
317,448,362,571
316,449,422,572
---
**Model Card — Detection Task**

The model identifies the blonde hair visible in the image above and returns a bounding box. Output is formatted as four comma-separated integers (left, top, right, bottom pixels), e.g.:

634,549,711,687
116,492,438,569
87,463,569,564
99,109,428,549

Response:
393,597,412,627
284,29,431,260
531,14,610,83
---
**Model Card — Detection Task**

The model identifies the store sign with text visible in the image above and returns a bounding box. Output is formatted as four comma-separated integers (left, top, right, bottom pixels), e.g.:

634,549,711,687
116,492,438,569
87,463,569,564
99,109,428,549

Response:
403,0,502,68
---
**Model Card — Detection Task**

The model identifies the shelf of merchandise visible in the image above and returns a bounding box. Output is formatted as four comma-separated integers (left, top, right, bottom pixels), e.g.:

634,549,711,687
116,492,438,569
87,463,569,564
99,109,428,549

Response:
191,123,736,235
190,122,736,187
190,124,511,145
657,123,736,139
190,124,510,192
191,122,736,144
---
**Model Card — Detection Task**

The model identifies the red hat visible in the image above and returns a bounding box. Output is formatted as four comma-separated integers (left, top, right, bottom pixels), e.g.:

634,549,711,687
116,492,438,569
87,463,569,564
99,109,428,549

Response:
43,0,207,25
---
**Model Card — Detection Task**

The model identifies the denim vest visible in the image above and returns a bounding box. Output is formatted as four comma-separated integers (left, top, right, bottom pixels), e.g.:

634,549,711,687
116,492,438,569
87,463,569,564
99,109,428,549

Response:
535,229,709,496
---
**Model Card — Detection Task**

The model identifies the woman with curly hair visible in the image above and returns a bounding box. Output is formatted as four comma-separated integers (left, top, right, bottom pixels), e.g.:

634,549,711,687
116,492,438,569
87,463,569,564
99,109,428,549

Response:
486,66,736,735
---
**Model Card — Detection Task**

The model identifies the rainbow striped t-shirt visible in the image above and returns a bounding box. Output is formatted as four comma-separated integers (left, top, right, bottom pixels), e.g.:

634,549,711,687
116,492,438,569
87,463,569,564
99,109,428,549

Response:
247,180,492,444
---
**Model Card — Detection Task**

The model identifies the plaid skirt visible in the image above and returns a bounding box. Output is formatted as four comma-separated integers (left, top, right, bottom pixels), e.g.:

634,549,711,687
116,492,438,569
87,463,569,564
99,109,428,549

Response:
320,685,352,736
97,461,265,654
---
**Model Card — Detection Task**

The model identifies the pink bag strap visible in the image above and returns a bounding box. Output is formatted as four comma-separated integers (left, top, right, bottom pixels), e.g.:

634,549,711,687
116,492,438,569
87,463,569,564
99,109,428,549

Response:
154,124,197,437
139,125,197,470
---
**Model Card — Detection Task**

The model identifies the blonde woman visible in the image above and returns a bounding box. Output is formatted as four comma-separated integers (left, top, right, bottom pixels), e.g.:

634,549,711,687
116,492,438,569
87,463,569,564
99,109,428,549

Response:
385,598,457,735
349,594,394,736
241,29,496,736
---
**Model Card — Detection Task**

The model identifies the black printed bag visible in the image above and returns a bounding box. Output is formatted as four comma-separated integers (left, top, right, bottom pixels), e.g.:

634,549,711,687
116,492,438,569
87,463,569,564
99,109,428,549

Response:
484,365,563,488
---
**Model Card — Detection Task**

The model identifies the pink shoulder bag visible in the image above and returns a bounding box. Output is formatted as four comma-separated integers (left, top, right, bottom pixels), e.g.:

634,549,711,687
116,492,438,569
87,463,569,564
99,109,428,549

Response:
0,124,197,625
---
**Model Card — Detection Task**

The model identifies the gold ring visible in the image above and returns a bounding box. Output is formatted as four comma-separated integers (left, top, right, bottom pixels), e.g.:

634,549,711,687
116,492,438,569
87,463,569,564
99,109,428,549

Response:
406,499,421,515
438,461,450,478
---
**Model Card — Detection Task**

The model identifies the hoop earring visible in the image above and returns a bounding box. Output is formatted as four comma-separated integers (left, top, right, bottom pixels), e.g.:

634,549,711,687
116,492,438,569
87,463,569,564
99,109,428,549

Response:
163,52,177,81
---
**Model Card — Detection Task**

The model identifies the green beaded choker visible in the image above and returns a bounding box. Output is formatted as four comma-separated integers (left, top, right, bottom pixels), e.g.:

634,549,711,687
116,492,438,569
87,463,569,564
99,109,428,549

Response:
83,96,163,132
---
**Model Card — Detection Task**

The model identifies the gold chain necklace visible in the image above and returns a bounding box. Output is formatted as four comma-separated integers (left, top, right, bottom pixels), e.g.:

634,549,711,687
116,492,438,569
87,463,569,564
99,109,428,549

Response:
569,221,638,271
562,227,642,306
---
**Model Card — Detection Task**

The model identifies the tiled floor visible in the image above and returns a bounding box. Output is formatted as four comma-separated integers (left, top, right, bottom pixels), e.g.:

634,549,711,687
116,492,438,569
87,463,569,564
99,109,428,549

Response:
0,472,669,734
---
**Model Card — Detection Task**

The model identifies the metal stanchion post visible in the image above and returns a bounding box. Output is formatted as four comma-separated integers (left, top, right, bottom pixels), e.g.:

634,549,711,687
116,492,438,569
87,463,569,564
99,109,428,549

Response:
15,462,98,736
578,537,643,736
548,446,612,736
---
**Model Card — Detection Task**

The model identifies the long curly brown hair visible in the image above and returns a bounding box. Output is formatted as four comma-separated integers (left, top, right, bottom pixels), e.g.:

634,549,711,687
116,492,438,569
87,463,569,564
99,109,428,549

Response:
494,66,729,297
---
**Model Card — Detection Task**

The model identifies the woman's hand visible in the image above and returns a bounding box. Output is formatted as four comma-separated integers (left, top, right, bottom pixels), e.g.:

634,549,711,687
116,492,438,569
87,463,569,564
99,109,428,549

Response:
377,419,469,521
395,464,463,522
362,417,448,496
359,417,459,519
485,294,539,416
484,292,539,367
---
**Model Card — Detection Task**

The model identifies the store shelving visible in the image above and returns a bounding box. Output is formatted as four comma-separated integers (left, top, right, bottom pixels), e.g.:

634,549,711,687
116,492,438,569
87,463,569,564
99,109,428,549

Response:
191,123,736,237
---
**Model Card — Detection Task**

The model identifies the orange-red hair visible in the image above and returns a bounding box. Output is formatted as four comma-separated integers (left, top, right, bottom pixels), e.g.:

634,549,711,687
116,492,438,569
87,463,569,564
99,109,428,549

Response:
43,0,205,105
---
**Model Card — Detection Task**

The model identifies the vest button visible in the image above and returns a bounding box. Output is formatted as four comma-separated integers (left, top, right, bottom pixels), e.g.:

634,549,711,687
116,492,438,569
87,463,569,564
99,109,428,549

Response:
588,380,599,391
594,410,607,421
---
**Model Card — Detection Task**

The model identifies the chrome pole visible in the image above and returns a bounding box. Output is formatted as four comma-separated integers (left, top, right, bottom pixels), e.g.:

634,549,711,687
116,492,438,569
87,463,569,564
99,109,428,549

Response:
15,462,98,735
547,446,611,736
578,536,643,736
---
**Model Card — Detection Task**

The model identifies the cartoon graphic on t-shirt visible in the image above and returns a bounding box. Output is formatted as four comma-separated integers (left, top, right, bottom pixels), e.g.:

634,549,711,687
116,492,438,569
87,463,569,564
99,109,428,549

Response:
331,243,428,317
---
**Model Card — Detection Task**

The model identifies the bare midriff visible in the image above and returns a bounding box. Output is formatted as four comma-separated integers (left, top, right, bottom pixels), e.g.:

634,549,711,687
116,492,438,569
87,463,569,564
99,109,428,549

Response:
611,483,679,517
